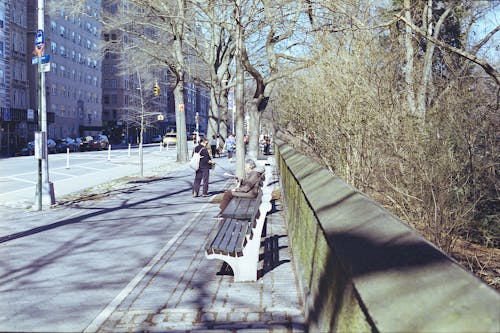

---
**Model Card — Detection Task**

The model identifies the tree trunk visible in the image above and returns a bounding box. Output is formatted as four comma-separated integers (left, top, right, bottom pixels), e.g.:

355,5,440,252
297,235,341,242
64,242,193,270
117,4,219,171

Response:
247,104,261,160
207,86,219,139
235,0,245,179
219,90,229,139
404,0,416,115
173,77,189,162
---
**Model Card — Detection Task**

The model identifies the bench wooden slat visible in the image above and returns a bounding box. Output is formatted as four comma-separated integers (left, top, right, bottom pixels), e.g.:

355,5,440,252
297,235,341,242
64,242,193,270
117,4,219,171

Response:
206,218,232,253
234,222,250,256
218,220,239,254
221,193,262,220
226,221,244,254
206,218,253,257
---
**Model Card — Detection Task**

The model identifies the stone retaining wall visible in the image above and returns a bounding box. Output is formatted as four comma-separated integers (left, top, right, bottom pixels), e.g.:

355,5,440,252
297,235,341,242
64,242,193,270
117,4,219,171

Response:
276,137,499,333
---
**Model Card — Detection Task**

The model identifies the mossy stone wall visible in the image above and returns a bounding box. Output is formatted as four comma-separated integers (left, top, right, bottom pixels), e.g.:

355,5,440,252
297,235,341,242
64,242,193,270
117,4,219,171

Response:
276,137,499,333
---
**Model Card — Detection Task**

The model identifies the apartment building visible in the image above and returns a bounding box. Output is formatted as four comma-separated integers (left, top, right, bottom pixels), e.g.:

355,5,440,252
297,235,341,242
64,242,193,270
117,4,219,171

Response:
0,0,32,156
36,1,103,139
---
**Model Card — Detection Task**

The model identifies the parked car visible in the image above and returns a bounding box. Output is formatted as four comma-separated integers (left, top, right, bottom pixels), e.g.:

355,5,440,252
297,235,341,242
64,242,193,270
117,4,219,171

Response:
79,136,94,151
151,135,163,143
65,137,80,152
47,139,57,154
91,134,109,150
55,139,69,153
18,141,35,156
73,137,83,151
162,133,177,147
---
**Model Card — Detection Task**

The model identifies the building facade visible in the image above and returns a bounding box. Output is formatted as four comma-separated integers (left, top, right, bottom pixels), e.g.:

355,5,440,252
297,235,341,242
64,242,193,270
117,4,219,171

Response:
0,0,33,156
39,1,103,139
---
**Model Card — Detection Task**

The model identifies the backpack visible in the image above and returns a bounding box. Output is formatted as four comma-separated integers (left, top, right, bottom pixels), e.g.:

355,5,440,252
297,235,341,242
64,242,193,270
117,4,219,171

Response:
189,148,204,171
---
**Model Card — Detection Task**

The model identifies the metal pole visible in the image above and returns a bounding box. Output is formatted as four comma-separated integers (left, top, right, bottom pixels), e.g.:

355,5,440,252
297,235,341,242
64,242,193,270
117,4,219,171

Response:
34,0,55,209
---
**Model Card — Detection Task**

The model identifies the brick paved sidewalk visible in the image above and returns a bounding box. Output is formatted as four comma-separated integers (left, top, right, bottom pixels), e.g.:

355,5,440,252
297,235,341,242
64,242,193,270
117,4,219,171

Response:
95,166,306,332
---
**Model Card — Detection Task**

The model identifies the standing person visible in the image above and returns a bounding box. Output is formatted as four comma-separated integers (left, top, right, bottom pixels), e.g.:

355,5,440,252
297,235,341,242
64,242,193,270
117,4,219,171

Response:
225,134,236,160
216,134,224,157
210,135,217,158
264,135,271,155
192,137,214,197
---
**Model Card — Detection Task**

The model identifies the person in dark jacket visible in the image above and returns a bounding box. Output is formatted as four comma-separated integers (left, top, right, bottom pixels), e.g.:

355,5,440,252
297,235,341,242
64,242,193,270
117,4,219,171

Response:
219,159,264,210
192,137,214,197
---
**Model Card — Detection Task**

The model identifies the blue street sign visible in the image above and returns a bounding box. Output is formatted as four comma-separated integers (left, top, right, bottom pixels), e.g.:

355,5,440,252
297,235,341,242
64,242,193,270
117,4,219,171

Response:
32,54,50,65
40,54,50,64
35,29,44,49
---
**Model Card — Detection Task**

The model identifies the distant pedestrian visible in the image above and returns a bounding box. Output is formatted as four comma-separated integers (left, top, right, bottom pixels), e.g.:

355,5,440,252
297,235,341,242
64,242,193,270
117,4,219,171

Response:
225,134,236,160
264,135,271,155
216,134,224,157
210,135,217,158
192,137,214,197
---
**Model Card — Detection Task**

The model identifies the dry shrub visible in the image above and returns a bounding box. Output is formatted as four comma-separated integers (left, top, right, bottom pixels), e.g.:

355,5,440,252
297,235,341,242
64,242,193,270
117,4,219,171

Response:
271,28,498,286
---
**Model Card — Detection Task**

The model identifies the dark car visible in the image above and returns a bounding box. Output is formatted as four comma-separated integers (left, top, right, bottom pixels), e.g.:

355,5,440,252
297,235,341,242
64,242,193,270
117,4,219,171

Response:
18,141,35,156
90,134,110,150
55,139,69,153
47,139,57,154
65,137,80,152
79,136,94,151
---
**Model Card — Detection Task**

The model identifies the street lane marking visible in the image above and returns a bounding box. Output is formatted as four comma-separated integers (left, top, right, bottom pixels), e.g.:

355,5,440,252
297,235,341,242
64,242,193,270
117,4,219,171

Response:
4,176,36,185
83,207,204,333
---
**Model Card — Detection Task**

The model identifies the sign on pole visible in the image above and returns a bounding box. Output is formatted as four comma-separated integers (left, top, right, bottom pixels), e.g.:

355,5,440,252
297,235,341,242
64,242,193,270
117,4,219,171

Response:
35,29,44,49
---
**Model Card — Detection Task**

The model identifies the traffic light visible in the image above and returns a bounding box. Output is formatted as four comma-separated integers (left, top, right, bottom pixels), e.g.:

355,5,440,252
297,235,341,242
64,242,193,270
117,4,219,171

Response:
153,83,160,97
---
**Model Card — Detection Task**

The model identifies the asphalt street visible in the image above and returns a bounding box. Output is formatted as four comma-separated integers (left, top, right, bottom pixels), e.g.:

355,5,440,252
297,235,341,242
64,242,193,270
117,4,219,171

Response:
0,153,305,332
0,144,179,209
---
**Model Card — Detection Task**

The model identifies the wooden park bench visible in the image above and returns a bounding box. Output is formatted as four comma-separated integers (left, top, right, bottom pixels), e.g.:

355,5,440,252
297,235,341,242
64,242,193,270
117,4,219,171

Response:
205,167,273,282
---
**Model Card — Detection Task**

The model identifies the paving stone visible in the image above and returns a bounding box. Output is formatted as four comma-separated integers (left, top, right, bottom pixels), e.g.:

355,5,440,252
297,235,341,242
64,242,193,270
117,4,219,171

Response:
260,312,273,322
150,314,166,324
131,313,149,324
201,311,216,322
228,311,246,322
271,312,288,322
245,312,261,322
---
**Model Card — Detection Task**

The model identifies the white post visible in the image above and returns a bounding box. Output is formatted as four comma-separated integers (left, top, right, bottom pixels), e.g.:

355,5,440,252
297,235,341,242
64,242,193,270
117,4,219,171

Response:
128,143,131,157
107,144,111,161
66,148,70,169
159,141,163,152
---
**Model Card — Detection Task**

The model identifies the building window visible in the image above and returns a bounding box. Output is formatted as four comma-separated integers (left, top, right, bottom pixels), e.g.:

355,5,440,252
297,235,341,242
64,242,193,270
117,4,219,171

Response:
111,79,117,88
103,95,110,104
0,41,4,56
51,41,57,53
111,95,117,105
